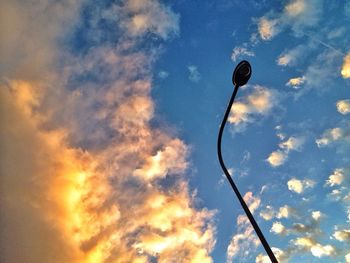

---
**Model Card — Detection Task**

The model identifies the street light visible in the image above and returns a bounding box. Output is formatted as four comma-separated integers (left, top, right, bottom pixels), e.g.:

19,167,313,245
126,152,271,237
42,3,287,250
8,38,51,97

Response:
217,60,278,263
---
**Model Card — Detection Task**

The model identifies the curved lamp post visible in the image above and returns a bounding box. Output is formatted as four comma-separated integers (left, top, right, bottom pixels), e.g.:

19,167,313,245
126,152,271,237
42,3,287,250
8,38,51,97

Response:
217,60,278,263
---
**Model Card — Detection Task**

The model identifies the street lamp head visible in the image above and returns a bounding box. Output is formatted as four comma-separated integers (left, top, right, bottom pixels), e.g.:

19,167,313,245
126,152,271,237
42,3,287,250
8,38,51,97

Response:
232,60,252,87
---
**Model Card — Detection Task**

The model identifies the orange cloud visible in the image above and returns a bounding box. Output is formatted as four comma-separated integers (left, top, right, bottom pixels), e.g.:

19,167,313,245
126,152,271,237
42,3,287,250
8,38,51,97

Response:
0,1,216,262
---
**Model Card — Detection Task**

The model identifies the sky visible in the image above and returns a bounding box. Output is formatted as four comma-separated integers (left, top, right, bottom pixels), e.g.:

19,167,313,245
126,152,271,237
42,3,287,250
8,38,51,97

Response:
0,0,350,263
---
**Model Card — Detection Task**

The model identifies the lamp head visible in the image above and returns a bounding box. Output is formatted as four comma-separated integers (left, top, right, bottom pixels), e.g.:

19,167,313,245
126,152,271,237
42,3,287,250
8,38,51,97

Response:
232,60,252,87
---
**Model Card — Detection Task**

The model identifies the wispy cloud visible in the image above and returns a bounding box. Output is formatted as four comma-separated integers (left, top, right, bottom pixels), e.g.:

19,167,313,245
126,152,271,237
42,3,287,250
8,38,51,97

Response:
277,45,307,66
226,192,261,262
257,0,323,41
316,126,350,147
228,85,279,133
188,65,201,82
158,70,169,79
231,46,254,62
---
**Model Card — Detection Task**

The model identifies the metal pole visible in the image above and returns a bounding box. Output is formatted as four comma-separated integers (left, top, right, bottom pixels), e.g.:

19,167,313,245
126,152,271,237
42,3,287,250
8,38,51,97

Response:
217,84,278,263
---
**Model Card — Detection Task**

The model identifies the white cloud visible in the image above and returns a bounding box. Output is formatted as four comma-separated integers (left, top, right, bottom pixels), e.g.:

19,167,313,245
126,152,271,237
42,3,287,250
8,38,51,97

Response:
341,52,350,79
293,237,336,258
228,86,278,132
287,178,315,194
326,168,345,187
286,76,305,88
188,65,200,82
271,221,287,235
346,253,350,263
231,46,254,62
336,99,350,115
311,211,323,221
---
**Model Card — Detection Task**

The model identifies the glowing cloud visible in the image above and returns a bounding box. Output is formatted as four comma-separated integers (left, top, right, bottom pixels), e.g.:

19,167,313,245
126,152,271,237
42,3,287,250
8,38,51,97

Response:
286,76,305,88
271,221,287,235
293,237,336,258
267,151,287,167
228,86,278,132
336,99,350,115
326,168,345,187
267,135,304,167
287,178,315,194
341,52,350,78
258,17,279,40
0,1,216,262
333,229,350,242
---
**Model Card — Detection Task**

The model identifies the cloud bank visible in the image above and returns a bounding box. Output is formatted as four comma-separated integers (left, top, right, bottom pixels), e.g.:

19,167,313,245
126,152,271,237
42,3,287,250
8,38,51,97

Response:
0,1,216,262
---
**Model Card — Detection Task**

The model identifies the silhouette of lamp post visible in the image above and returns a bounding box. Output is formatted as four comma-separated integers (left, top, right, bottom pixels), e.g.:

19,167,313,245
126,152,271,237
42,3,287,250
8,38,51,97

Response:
217,60,278,263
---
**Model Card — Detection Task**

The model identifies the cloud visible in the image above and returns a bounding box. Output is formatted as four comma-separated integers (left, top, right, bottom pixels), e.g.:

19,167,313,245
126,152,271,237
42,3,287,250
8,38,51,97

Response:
277,205,296,219
267,135,305,167
277,45,306,66
285,0,306,16
293,237,336,258
326,168,346,187
286,76,305,89
341,52,350,78
0,1,216,262
316,126,350,147
256,247,288,263
188,65,201,82
271,221,287,235
260,205,275,220
311,211,323,221
122,0,180,39
279,136,305,152
336,99,350,115
346,1,350,18
346,253,350,263
231,46,255,62
158,70,169,79
258,17,280,40
257,0,323,41
333,229,350,242
227,192,261,262
267,150,287,167
287,178,315,194
260,205,297,220
228,86,278,132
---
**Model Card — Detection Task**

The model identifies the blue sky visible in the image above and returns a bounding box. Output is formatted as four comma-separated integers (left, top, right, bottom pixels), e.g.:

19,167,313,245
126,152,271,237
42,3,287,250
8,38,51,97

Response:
1,0,350,262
